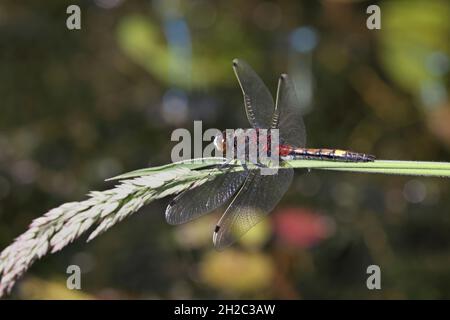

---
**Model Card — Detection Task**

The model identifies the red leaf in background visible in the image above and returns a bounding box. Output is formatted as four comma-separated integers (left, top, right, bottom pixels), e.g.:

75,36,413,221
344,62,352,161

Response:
273,207,335,248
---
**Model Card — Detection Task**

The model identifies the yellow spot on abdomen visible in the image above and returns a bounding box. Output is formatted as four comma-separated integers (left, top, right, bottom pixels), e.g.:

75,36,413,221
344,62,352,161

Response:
334,150,347,156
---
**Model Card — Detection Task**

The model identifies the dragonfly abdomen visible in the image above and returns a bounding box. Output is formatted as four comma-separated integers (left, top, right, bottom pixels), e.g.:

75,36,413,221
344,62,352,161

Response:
282,147,375,162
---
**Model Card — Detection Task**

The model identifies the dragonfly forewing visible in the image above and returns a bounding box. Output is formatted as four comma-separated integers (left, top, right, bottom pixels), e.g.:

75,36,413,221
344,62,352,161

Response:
273,74,307,148
233,59,275,129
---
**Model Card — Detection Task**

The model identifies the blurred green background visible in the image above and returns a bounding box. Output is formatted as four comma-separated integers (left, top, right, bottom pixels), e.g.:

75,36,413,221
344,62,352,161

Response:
0,0,449,299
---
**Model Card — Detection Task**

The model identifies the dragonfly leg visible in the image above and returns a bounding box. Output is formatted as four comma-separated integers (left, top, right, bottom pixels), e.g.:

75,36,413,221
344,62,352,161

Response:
195,158,234,171
218,158,234,170
254,161,268,169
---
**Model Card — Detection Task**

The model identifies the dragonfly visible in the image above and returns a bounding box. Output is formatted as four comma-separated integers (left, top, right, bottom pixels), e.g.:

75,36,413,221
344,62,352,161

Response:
166,58,375,250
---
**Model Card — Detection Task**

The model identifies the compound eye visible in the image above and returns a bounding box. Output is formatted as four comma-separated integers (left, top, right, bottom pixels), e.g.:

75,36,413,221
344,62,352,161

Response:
214,133,225,152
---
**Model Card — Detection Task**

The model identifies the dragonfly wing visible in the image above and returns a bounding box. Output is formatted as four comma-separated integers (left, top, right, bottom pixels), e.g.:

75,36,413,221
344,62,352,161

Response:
233,58,275,129
273,74,307,147
166,170,248,225
213,166,294,250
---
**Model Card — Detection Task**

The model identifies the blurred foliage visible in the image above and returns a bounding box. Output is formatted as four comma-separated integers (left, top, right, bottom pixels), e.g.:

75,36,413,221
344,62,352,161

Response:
18,277,93,300
117,14,257,88
0,0,449,299
199,249,274,295
380,0,449,96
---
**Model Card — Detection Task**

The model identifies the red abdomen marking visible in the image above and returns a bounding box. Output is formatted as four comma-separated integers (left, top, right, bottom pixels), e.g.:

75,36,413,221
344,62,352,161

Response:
278,145,292,157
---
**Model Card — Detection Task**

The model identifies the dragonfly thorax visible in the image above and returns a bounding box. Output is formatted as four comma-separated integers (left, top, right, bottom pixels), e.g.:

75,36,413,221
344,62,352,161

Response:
214,128,278,160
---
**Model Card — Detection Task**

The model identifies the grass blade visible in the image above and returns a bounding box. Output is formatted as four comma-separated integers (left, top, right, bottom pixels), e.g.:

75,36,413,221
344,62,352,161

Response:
1,157,449,297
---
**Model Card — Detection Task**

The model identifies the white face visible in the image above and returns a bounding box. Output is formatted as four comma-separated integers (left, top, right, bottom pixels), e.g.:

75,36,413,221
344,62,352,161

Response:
213,132,225,153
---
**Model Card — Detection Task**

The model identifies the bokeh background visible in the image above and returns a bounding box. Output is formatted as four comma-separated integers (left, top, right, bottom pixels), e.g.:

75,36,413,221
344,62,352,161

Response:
0,0,449,299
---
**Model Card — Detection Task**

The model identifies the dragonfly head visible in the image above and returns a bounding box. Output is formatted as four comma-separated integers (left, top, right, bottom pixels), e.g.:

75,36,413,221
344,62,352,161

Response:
213,131,226,153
